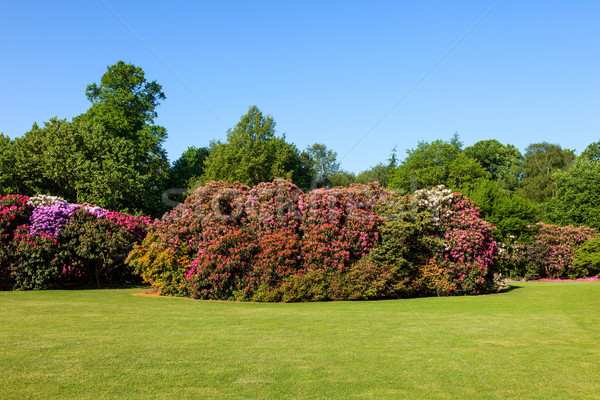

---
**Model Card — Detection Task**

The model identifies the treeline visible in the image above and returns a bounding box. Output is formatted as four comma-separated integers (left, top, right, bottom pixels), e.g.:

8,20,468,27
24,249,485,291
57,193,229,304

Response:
1,60,599,241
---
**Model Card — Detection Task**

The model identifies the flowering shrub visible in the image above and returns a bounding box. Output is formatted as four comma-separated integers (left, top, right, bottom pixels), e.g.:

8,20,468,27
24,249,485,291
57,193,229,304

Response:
0,195,32,286
132,181,504,301
10,226,62,290
500,223,598,279
246,180,303,292
368,186,499,296
0,195,151,290
431,190,498,294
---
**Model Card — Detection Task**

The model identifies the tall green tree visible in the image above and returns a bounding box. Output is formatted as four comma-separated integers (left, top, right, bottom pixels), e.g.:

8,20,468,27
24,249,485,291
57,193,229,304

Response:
464,139,523,190
303,143,340,188
168,146,210,189
199,106,310,187
11,118,155,213
388,137,488,192
517,142,575,203
546,157,600,229
74,61,170,214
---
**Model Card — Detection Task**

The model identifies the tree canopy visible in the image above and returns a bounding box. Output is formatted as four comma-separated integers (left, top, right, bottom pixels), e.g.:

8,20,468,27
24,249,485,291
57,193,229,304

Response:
199,106,310,188
517,142,575,203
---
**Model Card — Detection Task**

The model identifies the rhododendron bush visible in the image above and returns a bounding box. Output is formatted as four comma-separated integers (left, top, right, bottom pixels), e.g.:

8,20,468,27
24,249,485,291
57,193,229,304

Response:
130,181,505,301
0,194,151,289
498,223,598,279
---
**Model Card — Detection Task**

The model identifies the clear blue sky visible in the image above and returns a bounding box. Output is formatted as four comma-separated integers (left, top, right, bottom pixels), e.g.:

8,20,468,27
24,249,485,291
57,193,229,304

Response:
1,1,599,174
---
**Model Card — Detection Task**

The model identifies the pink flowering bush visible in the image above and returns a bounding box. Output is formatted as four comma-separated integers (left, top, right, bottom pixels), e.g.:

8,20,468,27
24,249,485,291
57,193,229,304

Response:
499,223,598,279
430,189,498,294
368,186,499,296
300,183,385,273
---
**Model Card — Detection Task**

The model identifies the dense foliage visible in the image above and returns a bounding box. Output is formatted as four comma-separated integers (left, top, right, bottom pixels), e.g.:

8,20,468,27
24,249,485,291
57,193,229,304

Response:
0,195,151,290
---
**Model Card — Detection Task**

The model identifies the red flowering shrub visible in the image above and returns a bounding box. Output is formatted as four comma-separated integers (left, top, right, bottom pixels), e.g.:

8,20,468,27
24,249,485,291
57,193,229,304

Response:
10,226,62,290
245,180,303,292
186,228,257,300
0,195,32,286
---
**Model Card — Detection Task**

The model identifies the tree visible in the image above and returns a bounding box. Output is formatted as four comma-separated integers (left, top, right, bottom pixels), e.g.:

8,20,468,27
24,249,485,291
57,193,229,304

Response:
388,137,487,192
517,142,575,203
168,146,210,189
79,61,166,144
581,141,600,162
74,61,170,214
11,118,156,213
199,106,309,187
303,143,340,188
546,157,600,229
464,139,523,189
329,171,356,187
356,164,389,186
463,179,539,240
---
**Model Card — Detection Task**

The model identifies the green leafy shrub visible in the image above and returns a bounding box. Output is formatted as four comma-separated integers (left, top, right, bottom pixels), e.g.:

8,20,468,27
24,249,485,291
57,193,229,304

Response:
572,238,600,277
280,270,329,303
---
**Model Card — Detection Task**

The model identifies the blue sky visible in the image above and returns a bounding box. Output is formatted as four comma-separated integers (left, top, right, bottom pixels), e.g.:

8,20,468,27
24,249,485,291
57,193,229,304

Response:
1,1,599,173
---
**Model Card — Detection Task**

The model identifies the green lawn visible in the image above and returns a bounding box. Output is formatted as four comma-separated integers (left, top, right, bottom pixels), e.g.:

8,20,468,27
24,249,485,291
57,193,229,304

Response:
1,283,599,400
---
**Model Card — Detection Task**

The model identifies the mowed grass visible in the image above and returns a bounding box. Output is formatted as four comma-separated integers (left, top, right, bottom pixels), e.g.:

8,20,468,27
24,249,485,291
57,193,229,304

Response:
1,283,599,400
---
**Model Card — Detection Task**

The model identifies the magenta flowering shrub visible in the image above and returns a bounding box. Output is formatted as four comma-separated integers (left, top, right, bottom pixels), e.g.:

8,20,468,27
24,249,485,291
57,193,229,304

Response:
10,226,62,290
429,189,498,294
0,195,32,286
0,195,151,290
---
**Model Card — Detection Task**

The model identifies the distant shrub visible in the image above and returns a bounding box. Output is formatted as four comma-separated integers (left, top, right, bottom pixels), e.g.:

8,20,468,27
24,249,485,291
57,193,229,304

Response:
571,238,600,277
497,223,598,279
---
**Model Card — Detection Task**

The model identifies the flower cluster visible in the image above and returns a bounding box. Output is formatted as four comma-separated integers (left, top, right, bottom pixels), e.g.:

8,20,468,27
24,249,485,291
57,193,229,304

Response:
29,202,80,237
27,194,66,208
